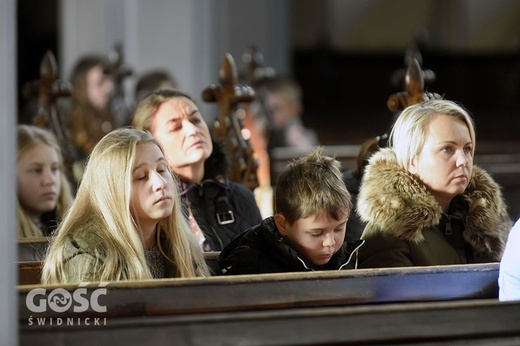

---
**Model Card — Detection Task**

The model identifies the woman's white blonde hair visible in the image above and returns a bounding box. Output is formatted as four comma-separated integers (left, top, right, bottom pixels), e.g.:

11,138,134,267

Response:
389,99,476,170
42,128,209,283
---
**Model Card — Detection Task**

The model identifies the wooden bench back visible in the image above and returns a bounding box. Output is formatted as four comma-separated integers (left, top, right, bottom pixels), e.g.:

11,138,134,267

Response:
18,261,44,286
18,262,506,345
19,263,499,320
19,298,520,345
18,251,221,285
18,237,49,262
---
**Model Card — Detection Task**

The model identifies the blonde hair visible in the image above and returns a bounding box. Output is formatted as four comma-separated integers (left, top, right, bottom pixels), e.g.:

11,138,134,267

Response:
275,147,352,225
389,99,476,169
42,128,209,283
17,125,74,238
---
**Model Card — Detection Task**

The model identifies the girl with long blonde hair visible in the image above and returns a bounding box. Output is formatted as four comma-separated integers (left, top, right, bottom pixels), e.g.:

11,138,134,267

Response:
42,128,209,284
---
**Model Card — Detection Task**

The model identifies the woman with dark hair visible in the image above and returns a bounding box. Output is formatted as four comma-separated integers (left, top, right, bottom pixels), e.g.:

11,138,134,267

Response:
133,88,262,252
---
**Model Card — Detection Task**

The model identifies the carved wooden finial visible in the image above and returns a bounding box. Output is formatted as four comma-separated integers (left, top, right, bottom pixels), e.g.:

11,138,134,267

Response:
390,44,436,88
105,42,133,127
40,50,57,91
239,45,276,85
405,57,425,104
21,50,75,180
22,50,72,140
203,53,256,132
202,53,258,190
387,57,442,113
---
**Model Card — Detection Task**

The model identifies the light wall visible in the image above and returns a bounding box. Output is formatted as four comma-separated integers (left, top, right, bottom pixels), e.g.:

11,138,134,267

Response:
58,0,289,120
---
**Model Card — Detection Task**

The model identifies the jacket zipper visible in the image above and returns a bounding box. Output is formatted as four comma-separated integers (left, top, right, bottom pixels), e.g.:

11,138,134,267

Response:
445,215,452,235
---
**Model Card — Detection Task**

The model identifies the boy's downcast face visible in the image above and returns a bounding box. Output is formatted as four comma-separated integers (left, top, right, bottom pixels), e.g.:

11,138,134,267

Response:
276,212,347,266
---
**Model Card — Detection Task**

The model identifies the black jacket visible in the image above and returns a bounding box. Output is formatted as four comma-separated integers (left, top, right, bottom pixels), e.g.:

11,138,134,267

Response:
180,140,262,251
218,217,364,275
342,169,365,242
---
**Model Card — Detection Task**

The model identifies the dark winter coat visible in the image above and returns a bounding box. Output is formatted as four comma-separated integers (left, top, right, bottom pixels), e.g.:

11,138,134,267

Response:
342,169,365,242
356,148,512,268
180,140,262,251
218,217,364,275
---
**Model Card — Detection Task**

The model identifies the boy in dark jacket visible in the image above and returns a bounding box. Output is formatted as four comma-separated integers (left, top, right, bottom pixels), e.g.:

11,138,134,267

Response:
218,147,364,275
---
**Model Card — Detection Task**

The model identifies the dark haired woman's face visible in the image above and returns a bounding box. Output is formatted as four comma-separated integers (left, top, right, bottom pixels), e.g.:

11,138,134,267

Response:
150,97,213,173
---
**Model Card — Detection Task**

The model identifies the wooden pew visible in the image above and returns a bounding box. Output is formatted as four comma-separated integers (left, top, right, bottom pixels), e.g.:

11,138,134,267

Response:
18,252,222,285
19,299,520,345
18,261,44,286
18,263,509,344
18,237,50,262
19,263,499,319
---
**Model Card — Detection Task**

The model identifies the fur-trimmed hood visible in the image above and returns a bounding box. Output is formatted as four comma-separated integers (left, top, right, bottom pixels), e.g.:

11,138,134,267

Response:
357,147,511,259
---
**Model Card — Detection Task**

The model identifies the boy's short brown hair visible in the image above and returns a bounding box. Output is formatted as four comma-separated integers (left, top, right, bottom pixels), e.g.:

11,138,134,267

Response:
274,147,352,225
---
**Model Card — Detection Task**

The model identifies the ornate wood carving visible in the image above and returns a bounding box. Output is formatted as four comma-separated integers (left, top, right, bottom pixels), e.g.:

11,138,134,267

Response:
22,50,71,143
22,50,76,178
387,57,442,112
104,42,133,127
202,53,259,190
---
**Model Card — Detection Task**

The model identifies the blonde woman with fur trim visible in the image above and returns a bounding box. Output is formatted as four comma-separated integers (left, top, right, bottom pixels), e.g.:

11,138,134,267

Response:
356,99,512,268
17,125,74,238
42,128,209,284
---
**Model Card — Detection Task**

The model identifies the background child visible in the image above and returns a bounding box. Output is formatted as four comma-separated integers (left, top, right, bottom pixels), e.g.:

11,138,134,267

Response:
42,128,209,284
67,55,115,159
17,125,74,238
218,147,364,275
